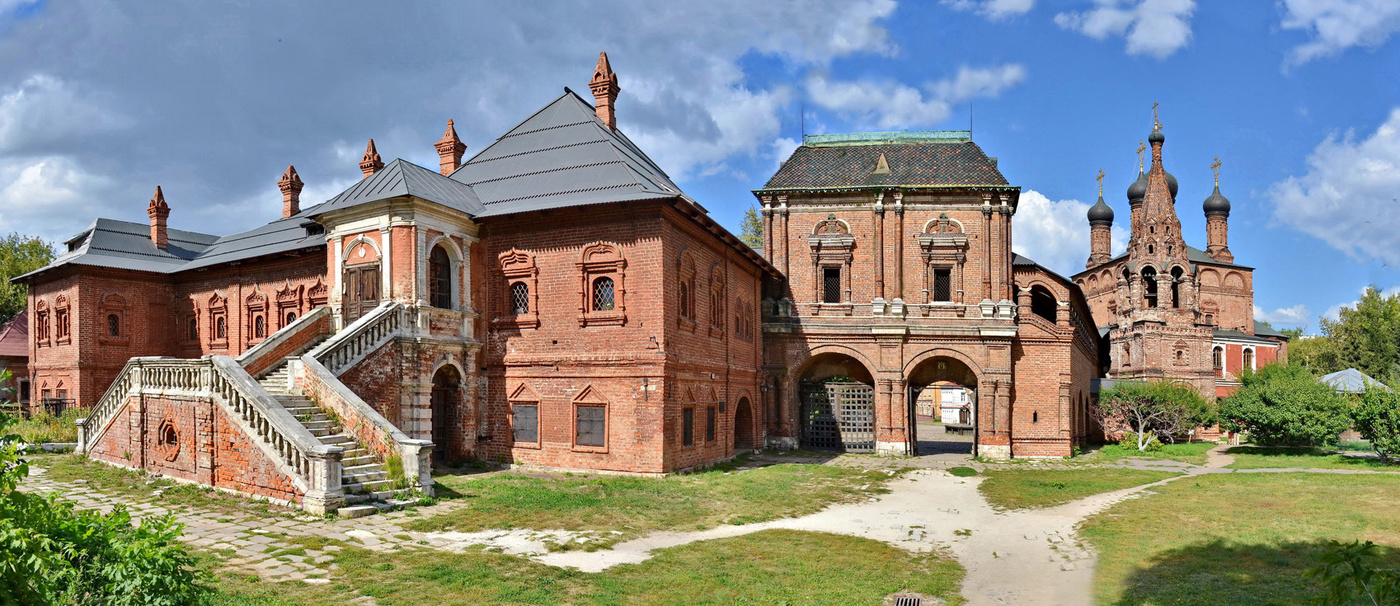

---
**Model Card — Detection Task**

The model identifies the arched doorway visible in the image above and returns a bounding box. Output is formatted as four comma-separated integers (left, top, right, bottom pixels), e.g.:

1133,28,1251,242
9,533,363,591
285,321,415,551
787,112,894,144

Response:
907,356,978,455
797,352,875,452
430,366,461,463
734,397,757,450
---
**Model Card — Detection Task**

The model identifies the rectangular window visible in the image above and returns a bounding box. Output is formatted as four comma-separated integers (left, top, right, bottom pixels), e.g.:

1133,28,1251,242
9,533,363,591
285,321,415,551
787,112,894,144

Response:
576,405,606,447
822,267,842,303
18,379,29,404
706,406,716,442
682,407,694,446
513,404,539,443
933,268,952,302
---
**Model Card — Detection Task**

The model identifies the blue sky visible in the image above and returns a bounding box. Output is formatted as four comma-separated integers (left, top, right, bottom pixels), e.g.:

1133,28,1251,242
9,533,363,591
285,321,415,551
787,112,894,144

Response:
0,0,1397,333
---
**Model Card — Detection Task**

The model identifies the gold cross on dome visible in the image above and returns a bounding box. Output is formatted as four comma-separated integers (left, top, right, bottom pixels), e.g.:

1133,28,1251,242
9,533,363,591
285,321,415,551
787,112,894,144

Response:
1137,140,1146,171
1152,102,1161,131
1211,156,1222,185
1096,168,1105,196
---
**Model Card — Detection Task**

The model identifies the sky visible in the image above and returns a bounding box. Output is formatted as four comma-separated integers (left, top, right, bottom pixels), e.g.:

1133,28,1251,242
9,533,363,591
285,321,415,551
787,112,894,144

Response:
0,0,1397,334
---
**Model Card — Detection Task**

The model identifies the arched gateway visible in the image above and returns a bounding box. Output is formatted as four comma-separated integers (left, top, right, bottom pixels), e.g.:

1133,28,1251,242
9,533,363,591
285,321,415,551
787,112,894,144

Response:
797,352,876,452
907,356,978,455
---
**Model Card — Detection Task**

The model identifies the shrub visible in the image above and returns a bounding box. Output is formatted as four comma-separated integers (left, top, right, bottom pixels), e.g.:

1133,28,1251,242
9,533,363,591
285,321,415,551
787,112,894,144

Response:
0,369,209,605
1119,432,1162,452
1219,364,1352,447
9,407,84,443
1096,380,1214,451
1352,386,1400,465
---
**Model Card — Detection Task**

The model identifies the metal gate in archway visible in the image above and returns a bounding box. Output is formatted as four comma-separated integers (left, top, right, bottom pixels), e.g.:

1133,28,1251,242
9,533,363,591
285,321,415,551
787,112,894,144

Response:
800,381,875,452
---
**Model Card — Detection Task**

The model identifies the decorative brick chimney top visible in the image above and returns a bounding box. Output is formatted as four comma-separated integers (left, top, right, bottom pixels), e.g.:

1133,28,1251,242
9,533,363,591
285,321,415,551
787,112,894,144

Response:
359,139,384,178
278,165,304,218
589,51,620,130
435,119,467,176
147,185,170,249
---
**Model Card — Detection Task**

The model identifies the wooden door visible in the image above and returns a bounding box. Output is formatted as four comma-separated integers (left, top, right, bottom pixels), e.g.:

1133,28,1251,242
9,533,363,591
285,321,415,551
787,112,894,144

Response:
342,264,381,323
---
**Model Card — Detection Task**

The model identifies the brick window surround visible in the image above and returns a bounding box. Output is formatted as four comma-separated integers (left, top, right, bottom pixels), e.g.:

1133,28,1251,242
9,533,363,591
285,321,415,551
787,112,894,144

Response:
275,282,303,330
678,250,696,331
682,407,694,447
509,383,541,449
98,293,128,346
572,386,609,452
918,214,968,305
497,249,539,329
245,290,268,346
807,215,853,305
54,295,71,344
577,242,626,327
33,301,49,346
709,265,725,338
208,293,228,349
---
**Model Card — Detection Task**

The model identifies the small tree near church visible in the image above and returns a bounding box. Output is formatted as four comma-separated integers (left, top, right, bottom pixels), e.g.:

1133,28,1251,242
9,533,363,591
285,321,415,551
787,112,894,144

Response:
1095,380,1214,451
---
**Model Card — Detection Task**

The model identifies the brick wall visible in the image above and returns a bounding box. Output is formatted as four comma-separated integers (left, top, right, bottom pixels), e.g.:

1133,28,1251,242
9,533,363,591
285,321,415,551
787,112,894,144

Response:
88,393,302,503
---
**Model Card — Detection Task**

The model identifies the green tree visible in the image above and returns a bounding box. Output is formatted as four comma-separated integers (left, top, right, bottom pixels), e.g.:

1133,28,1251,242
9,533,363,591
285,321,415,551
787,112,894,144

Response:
1094,380,1214,451
0,232,56,324
1219,364,1353,447
0,369,209,605
1353,386,1400,465
1307,540,1400,605
738,204,763,251
1288,335,1342,376
1321,287,1400,382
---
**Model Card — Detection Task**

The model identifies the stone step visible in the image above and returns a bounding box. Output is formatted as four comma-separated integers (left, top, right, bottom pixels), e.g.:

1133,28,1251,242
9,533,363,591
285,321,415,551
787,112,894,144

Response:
319,434,354,445
342,462,385,475
344,489,396,504
336,504,379,519
343,479,394,494
344,471,388,484
341,456,376,467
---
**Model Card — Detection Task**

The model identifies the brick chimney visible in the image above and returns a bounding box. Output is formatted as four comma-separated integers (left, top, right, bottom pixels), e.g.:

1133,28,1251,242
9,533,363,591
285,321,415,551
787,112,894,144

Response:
589,52,620,130
147,186,170,249
359,139,384,178
435,119,467,175
279,165,304,218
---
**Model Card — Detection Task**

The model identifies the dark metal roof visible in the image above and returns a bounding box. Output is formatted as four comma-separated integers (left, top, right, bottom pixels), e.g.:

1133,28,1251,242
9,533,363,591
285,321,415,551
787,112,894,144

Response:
179,213,326,272
1203,185,1231,215
1213,327,1282,344
1088,195,1114,224
451,90,684,217
314,158,483,218
1252,320,1286,338
758,133,1010,191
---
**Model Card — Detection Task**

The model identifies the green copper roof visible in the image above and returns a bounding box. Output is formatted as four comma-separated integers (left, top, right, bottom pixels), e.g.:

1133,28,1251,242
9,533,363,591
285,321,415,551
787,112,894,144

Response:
802,130,972,147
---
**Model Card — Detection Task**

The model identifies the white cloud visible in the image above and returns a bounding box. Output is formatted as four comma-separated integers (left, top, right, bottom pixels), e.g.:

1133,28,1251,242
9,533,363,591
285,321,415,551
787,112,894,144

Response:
0,156,114,242
0,74,131,154
1011,190,1127,277
1280,0,1400,67
1054,0,1196,59
805,64,1026,130
1321,285,1400,322
1254,304,1310,327
1269,108,1400,265
942,0,1035,21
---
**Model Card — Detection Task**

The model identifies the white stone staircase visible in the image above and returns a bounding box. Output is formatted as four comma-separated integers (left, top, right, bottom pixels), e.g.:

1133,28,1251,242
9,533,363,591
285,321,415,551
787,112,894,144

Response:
258,361,399,516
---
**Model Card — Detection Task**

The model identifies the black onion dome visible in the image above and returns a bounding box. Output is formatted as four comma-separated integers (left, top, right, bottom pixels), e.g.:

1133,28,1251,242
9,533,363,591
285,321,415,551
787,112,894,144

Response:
1127,169,1148,201
1164,171,1179,198
1088,195,1114,224
1148,130,1165,144
1203,185,1231,215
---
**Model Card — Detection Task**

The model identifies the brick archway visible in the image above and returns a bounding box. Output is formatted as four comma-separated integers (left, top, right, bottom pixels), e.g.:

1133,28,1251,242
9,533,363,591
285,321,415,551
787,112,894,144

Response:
796,352,875,452
430,366,461,463
734,397,758,451
906,354,980,456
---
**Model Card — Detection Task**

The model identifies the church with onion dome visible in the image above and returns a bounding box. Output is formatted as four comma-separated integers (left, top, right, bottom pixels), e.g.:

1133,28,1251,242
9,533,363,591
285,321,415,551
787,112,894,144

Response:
1072,113,1288,400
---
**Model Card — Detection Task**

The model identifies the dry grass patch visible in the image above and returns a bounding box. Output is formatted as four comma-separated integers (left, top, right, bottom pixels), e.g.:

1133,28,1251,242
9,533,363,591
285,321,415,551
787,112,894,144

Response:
977,468,1178,510
1226,446,1395,470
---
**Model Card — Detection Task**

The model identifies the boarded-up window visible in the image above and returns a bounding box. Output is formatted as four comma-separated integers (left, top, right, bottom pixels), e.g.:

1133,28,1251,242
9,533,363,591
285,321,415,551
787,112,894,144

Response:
822,267,841,303
682,408,694,446
933,268,952,302
706,406,716,442
576,405,606,447
513,404,538,443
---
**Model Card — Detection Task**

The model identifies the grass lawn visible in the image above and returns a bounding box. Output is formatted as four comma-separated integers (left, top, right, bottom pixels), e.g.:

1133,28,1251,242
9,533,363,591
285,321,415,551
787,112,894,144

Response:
405,459,900,547
1086,442,1217,466
28,453,299,518
207,529,965,605
1080,473,1400,605
1226,446,1397,470
977,468,1178,510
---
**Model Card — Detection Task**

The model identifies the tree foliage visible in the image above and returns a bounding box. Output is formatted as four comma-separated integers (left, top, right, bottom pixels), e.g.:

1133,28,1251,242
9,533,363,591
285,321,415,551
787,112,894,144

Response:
1095,381,1214,451
0,232,55,324
0,370,209,605
1319,286,1400,383
1353,386,1400,465
1307,540,1400,606
738,205,763,251
1219,364,1352,447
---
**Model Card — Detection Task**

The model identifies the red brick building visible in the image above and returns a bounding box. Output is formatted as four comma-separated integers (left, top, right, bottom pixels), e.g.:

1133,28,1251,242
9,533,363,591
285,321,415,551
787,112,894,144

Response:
0,310,28,412
1073,123,1287,401
758,132,1100,459
14,54,775,512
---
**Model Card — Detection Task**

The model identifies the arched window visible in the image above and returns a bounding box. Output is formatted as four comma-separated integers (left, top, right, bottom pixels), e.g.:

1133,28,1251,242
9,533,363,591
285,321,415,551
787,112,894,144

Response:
286,311,297,325
1243,347,1255,371
1141,266,1158,308
678,280,690,320
1170,266,1184,308
1124,342,1132,366
511,282,529,315
429,245,452,309
215,316,227,340
107,314,120,337
1030,285,1057,323
1213,346,1223,370
254,315,266,339
592,277,615,311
